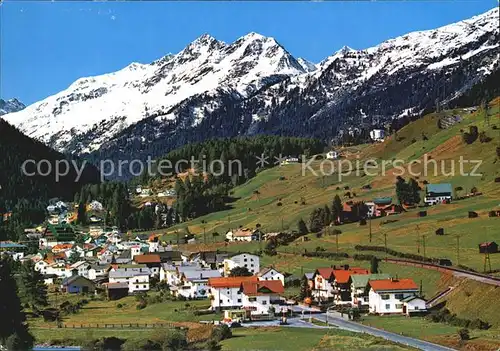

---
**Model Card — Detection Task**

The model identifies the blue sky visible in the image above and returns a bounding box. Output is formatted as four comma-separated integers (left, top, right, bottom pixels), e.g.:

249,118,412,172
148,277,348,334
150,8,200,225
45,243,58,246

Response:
1,1,497,105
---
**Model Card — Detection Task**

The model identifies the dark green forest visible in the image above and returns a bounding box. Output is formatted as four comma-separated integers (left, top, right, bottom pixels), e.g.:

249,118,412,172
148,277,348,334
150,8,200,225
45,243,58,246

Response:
0,120,100,240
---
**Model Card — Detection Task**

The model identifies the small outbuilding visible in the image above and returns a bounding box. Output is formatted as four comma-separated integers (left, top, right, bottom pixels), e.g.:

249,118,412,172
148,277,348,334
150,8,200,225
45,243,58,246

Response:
61,275,96,294
479,242,498,254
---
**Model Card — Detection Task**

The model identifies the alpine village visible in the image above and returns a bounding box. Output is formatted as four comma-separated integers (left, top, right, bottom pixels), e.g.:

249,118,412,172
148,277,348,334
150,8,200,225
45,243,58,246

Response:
1,5,500,351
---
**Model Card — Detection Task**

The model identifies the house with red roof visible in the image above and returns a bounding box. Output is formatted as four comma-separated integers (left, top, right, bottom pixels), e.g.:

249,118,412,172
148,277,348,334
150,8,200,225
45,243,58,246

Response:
368,278,426,315
207,276,284,316
312,265,369,304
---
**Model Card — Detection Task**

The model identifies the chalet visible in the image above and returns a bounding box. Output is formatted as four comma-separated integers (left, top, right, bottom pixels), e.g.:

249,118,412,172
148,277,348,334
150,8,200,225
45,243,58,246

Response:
312,266,369,303
225,228,258,242
424,183,453,205
108,265,151,294
156,251,183,265
332,267,369,305
350,273,391,309
371,197,393,217
370,129,385,141
208,276,258,311
191,251,229,269
479,242,498,254
133,254,162,276
223,253,260,276
326,150,339,160
240,280,284,316
174,269,221,299
61,275,96,294
311,268,336,302
368,278,423,315
400,295,427,316
68,261,92,278
257,267,285,285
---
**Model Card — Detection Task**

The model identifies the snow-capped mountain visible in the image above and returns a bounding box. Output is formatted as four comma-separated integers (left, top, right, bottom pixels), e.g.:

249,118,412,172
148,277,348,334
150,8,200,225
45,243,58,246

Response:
3,7,499,178
3,32,304,153
0,98,25,116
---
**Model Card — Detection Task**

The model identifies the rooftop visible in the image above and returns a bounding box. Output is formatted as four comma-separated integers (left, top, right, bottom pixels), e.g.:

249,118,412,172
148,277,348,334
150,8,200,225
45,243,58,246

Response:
208,276,258,288
426,183,453,195
369,278,418,292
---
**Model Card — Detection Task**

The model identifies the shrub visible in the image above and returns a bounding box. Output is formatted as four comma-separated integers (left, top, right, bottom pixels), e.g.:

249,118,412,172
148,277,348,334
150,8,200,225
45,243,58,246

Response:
162,330,188,351
211,325,232,342
458,328,470,341
136,300,147,310
462,126,479,144
116,303,123,309
479,131,492,143
206,339,221,351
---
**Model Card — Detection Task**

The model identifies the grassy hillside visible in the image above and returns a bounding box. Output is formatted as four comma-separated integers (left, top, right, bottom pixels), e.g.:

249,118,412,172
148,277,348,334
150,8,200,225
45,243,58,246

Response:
155,98,499,273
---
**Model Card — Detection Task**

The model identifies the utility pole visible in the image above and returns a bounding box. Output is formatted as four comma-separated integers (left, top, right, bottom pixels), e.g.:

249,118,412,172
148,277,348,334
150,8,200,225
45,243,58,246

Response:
484,252,492,273
423,235,426,260
369,215,372,243
336,232,339,253
456,235,460,266
176,229,179,246
416,225,420,254
384,233,388,261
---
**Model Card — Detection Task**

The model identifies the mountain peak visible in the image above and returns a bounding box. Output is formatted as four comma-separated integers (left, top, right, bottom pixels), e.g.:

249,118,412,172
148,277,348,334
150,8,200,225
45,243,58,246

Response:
0,98,25,116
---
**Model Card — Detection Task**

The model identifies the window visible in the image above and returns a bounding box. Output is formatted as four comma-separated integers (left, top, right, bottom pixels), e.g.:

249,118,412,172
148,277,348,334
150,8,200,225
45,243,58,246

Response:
136,285,139,289
395,304,403,309
219,300,223,304
143,285,146,288
262,301,267,305
385,304,390,310
249,297,257,302
394,294,404,300
237,290,241,295
381,294,390,300
237,299,241,303
414,306,419,310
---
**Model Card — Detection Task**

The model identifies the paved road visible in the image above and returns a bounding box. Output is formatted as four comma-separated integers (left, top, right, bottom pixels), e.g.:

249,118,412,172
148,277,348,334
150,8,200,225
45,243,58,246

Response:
314,313,457,351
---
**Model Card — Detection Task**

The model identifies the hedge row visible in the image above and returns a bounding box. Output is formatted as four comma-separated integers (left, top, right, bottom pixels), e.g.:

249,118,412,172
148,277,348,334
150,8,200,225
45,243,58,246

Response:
302,251,349,259
353,245,450,265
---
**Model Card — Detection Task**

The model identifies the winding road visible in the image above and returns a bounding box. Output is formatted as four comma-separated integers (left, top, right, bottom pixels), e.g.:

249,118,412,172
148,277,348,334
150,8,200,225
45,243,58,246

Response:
314,312,457,351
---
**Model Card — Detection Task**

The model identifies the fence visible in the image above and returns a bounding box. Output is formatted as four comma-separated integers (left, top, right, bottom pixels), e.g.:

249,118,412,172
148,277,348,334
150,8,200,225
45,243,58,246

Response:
60,322,180,329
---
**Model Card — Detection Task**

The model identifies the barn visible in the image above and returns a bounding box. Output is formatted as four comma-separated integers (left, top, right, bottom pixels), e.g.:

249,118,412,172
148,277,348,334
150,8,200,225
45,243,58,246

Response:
478,242,498,254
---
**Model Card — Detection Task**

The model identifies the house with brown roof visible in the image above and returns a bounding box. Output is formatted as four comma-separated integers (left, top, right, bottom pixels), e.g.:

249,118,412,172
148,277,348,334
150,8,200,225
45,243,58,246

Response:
368,278,425,315
133,254,162,276
208,276,258,311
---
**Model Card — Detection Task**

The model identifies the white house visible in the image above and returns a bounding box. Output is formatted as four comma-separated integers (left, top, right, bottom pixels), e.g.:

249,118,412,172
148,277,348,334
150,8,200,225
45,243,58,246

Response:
225,229,257,242
368,278,421,315
208,276,284,316
223,253,260,276
257,267,285,285
240,280,284,316
326,151,339,160
311,268,335,301
108,266,151,294
350,273,391,309
369,129,385,141
174,269,221,299
68,261,92,278
401,296,427,315
424,183,453,206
